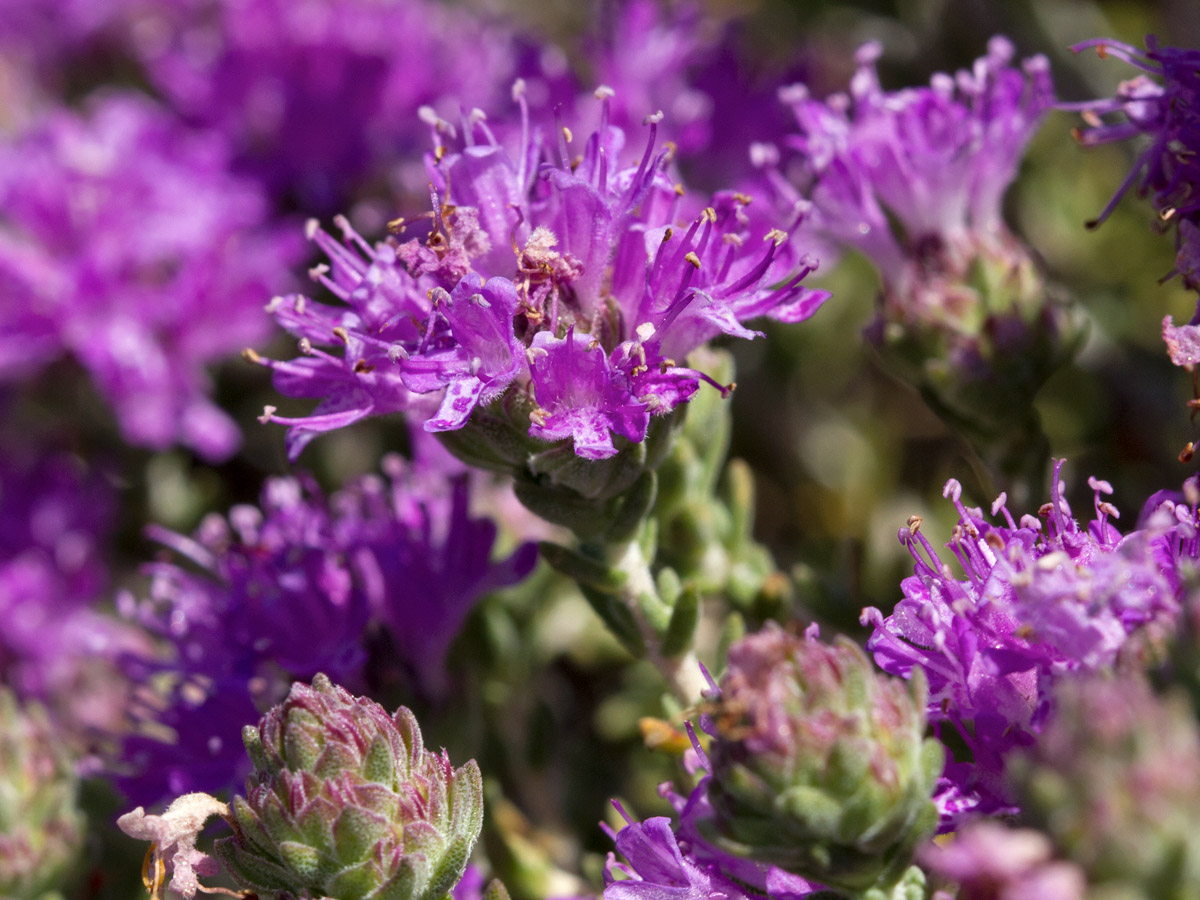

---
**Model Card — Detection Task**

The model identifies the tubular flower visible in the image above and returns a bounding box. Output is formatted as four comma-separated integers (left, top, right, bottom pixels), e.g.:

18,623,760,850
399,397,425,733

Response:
0,91,300,460
214,675,484,900
861,461,1181,824
702,624,942,895
763,38,1076,456
254,88,828,463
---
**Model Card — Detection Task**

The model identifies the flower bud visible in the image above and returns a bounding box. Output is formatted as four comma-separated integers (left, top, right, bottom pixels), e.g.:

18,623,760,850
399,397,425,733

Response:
866,232,1084,482
0,689,84,900
705,626,942,894
215,674,483,900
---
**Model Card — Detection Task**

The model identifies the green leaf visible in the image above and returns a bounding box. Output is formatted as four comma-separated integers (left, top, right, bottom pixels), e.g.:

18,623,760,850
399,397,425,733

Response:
421,835,471,900
660,580,699,658
326,859,381,900
333,806,391,864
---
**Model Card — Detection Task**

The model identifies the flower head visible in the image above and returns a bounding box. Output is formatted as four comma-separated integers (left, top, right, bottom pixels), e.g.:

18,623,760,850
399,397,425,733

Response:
861,461,1181,823
118,445,533,804
766,39,1074,450
255,90,827,463
0,91,299,460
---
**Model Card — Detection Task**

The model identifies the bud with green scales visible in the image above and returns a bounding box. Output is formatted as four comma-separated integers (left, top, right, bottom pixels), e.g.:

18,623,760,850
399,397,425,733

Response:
704,625,942,895
0,689,84,900
215,674,483,900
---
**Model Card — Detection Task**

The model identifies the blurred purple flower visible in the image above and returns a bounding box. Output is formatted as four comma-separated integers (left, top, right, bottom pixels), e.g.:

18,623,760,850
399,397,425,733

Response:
118,442,534,803
0,452,140,744
330,440,538,695
918,821,1085,900
0,92,300,460
137,0,521,212
255,90,827,460
860,461,1180,824
770,36,1053,291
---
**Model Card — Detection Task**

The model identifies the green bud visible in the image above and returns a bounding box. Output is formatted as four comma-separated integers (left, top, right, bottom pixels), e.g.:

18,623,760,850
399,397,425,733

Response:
215,675,483,900
704,626,942,894
0,690,84,900
867,231,1084,486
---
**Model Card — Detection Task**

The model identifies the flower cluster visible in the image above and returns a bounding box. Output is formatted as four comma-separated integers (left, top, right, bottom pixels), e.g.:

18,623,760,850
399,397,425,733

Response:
117,444,534,804
861,461,1182,822
605,625,940,899
255,88,828,461
759,38,1075,461
0,92,299,460
5,4,1199,900
135,0,522,213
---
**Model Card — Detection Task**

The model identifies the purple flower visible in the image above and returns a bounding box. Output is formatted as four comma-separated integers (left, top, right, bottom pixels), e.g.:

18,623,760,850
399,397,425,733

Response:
917,821,1085,900
118,442,534,803
256,91,828,460
1068,37,1200,291
0,92,300,460
0,451,140,744
138,0,521,212
118,474,370,803
603,805,808,900
329,440,538,694
775,36,1053,290
860,461,1180,824
762,38,1073,451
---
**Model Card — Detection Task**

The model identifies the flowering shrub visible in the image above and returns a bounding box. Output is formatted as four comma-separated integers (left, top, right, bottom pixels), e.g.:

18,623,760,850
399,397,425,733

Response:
2,4,1199,900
